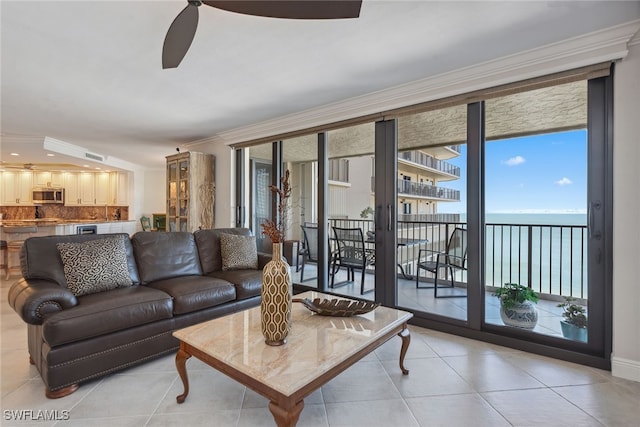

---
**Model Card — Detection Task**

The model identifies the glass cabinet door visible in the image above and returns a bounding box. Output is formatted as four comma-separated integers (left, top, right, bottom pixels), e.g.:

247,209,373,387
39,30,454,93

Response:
167,156,190,232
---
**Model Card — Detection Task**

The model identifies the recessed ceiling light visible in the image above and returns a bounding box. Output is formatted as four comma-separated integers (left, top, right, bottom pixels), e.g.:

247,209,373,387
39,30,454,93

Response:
83,165,89,168
95,167,101,170
46,153,55,157
10,152,19,156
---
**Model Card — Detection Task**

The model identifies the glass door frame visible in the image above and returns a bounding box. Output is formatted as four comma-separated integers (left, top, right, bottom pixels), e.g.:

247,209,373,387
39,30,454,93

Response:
234,72,613,370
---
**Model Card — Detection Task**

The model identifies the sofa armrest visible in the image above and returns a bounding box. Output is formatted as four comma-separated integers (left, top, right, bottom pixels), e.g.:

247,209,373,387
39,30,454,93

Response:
8,278,78,325
257,253,272,269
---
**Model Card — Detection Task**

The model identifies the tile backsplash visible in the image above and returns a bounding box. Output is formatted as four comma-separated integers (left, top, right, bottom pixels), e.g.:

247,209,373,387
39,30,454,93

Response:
0,205,129,221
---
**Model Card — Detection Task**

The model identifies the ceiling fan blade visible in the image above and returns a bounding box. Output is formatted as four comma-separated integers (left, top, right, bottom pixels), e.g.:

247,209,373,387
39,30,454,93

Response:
162,3,200,69
202,0,362,19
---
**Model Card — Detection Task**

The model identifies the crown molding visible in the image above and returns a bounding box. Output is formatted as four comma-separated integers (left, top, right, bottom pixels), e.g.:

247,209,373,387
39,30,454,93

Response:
196,19,640,147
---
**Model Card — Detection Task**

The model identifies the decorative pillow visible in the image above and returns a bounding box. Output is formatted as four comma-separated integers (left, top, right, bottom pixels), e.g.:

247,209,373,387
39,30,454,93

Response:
57,237,133,297
220,233,258,271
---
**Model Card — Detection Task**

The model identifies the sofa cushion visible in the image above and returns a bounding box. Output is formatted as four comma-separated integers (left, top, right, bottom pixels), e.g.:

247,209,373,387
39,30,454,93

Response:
220,234,258,271
42,286,173,347
194,228,252,274
208,270,263,300
146,275,236,315
57,237,133,297
132,232,202,284
20,233,140,287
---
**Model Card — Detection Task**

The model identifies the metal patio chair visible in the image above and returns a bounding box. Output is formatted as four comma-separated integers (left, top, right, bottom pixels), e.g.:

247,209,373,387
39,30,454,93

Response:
416,227,467,298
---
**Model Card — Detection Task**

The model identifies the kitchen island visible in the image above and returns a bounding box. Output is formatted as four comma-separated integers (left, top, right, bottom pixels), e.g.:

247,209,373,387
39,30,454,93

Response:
0,219,137,239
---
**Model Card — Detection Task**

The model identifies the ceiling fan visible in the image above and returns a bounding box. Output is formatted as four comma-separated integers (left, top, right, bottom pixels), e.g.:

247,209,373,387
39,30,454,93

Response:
3,163,37,171
162,0,362,69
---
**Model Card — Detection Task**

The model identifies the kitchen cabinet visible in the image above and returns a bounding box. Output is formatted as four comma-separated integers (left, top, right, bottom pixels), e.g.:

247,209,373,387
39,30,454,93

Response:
109,172,129,205
95,172,110,205
63,173,80,206
64,172,99,206
4,170,129,207
1,171,34,205
33,171,64,187
166,152,214,232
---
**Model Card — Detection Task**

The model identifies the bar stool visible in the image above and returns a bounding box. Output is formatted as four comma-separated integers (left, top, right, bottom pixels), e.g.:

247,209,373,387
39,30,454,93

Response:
4,226,37,280
0,240,7,279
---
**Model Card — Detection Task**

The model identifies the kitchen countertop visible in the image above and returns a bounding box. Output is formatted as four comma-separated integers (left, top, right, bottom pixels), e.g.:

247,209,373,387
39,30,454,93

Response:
0,219,134,227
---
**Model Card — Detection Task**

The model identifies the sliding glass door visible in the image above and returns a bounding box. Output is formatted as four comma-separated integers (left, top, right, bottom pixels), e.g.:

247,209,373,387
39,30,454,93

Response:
393,105,469,321
483,81,589,340
236,72,612,366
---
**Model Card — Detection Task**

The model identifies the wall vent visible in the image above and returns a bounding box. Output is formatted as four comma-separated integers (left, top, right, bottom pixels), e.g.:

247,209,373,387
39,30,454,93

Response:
85,152,104,162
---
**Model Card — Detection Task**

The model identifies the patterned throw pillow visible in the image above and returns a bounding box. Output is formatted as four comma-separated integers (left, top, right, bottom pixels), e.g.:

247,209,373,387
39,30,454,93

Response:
220,233,258,271
57,237,133,297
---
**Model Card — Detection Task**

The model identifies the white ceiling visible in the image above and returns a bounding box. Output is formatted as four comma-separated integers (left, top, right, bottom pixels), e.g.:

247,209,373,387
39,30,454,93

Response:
1,0,639,170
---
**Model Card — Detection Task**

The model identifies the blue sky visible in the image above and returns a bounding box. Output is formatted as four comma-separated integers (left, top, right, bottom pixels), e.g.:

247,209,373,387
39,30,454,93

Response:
438,130,587,214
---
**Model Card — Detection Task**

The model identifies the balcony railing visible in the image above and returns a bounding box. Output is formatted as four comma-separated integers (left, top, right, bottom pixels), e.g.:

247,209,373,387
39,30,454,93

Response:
399,150,461,177
447,145,462,154
326,219,588,300
398,180,460,201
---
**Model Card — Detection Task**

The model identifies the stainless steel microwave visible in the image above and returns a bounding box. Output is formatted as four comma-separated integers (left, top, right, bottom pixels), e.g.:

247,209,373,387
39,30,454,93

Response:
32,188,65,204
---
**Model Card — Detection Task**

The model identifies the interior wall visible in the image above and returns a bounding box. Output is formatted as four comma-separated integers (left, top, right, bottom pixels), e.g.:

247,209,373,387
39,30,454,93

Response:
186,141,235,228
612,40,640,382
141,169,166,217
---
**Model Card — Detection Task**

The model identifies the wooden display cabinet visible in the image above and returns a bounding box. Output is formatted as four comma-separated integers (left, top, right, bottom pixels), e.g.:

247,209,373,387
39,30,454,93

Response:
166,152,214,232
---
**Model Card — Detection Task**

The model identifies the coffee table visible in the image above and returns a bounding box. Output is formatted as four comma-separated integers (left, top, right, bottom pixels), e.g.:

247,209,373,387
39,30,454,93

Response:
173,291,413,427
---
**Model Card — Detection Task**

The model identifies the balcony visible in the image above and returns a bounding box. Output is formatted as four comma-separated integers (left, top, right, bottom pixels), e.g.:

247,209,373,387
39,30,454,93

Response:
398,150,461,178
397,180,460,201
293,218,588,338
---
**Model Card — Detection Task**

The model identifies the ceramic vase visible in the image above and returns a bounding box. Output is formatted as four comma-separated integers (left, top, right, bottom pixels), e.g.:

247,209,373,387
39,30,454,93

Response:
261,243,292,346
500,301,538,329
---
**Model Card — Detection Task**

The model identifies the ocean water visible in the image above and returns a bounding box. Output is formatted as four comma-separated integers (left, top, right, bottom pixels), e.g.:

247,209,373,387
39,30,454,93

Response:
484,212,586,226
480,213,588,298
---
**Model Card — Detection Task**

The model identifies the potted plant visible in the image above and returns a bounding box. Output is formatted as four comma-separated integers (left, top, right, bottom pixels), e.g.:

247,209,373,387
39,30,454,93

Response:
494,283,539,329
557,297,588,342
360,206,375,239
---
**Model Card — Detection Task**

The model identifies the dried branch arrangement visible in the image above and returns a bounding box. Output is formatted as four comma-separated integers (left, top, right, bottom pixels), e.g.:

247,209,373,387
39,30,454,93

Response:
261,169,291,243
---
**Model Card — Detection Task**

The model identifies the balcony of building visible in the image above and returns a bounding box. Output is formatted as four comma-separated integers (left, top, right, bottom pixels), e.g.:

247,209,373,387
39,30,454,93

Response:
397,179,460,202
398,150,460,181
413,144,462,160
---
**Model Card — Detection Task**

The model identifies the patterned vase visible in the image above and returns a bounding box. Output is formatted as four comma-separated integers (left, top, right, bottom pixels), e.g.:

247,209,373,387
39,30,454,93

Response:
261,243,292,346
500,301,538,329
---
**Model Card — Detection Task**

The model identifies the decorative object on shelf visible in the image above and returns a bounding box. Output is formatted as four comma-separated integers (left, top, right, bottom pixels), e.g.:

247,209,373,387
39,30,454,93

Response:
260,170,292,346
494,283,539,329
557,296,588,342
294,297,380,317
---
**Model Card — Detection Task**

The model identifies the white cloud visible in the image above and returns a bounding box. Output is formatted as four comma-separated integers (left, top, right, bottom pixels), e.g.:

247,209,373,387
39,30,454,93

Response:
555,177,573,186
503,156,525,166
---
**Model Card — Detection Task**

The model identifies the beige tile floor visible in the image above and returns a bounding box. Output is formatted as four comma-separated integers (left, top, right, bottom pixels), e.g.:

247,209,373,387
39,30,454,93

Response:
2,276,640,426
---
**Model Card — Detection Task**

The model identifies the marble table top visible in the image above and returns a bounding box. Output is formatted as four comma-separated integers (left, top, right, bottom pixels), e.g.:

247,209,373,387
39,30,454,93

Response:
173,291,412,397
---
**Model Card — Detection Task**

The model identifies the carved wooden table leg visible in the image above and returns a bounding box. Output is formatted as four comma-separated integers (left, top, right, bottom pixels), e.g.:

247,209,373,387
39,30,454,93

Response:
175,346,192,403
397,325,411,375
269,399,304,427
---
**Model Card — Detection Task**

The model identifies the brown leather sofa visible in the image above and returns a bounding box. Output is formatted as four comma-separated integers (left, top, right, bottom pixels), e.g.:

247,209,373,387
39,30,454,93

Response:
7,228,268,398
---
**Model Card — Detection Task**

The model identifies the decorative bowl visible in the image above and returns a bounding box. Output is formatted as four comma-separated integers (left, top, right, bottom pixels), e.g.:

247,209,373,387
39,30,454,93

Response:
293,298,380,317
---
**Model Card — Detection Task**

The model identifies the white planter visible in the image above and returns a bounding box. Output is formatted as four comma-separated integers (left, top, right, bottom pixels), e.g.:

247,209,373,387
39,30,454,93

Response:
500,301,538,329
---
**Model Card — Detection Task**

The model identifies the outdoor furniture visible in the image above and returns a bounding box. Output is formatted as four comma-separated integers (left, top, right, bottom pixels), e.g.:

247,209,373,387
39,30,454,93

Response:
416,227,467,298
331,227,375,295
299,224,319,281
